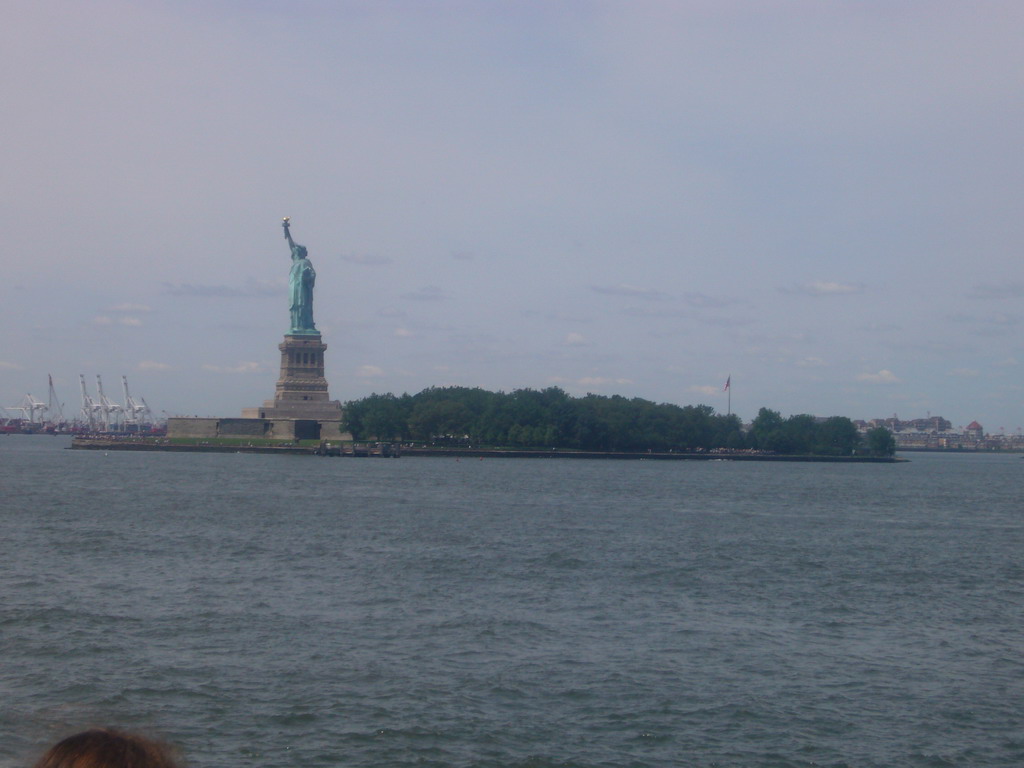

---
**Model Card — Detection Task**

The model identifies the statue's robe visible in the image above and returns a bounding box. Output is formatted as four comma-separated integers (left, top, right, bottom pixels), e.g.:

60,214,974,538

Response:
289,256,316,331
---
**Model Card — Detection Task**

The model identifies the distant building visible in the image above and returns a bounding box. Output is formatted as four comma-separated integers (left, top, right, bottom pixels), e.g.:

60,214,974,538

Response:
868,415,953,433
857,415,1024,451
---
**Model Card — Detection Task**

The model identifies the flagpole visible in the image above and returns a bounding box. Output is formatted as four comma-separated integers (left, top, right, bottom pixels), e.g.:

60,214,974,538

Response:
725,374,731,417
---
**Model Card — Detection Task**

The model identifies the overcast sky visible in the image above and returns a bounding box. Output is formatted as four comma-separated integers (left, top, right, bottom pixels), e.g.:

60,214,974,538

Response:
2,1,1022,432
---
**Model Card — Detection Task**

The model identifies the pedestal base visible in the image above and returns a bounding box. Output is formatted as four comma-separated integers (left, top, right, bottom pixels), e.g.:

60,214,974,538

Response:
241,333,345,429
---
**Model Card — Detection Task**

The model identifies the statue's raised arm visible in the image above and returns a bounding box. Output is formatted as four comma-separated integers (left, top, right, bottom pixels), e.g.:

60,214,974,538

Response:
283,216,297,252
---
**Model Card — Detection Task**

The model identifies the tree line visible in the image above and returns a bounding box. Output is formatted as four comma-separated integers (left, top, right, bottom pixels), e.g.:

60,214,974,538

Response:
342,386,896,456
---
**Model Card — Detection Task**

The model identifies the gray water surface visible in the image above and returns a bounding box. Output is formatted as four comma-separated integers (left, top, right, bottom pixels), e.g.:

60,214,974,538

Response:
2,437,1022,767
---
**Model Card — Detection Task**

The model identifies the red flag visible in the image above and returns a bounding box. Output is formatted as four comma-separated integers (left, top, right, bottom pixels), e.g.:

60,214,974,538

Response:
723,375,730,391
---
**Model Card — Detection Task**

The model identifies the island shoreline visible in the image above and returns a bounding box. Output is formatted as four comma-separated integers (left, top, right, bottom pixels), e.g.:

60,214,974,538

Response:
69,438,904,462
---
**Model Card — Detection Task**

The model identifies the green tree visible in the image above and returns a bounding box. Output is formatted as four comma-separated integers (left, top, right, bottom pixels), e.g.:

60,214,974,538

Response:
814,416,861,456
778,413,816,454
866,426,896,457
344,386,868,456
709,412,744,450
408,399,473,442
343,392,410,440
749,408,786,451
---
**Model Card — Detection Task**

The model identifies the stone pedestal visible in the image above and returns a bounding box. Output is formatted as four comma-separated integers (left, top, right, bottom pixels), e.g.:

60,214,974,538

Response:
241,334,345,435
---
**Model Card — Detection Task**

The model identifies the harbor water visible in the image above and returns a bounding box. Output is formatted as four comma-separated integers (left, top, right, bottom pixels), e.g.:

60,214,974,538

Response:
1,436,1022,767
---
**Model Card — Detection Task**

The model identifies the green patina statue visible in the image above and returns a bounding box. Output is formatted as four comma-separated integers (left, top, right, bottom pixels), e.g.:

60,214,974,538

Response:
282,217,318,335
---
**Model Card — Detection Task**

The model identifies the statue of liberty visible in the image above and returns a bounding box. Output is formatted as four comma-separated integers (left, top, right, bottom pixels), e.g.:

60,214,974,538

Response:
282,217,317,334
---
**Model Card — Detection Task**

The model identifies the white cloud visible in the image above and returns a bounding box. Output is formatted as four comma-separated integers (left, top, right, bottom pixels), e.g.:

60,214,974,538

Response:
138,361,171,371
681,292,737,309
591,284,669,300
796,357,827,368
688,385,721,396
109,303,152,312
341,252,394,266
202,362,262,374
564,332,586,346
401,286,448,302
394,328,413,338
578,376,634,388
357,365,385,377
162,280,281,298
95,315,142,327
857,369,901,384
0,361,23,370
969,282,1024,299
782,281,864,297
947,368,979,377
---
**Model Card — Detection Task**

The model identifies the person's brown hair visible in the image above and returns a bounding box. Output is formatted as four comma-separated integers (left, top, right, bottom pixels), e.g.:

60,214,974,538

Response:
33,729,180,768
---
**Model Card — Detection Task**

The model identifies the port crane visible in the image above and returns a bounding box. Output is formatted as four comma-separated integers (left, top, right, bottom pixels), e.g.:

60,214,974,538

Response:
5,393,48,424
72,374,158,432
121,376,152,428
79,374,102,430
95,375,123,431
46,374,65,424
